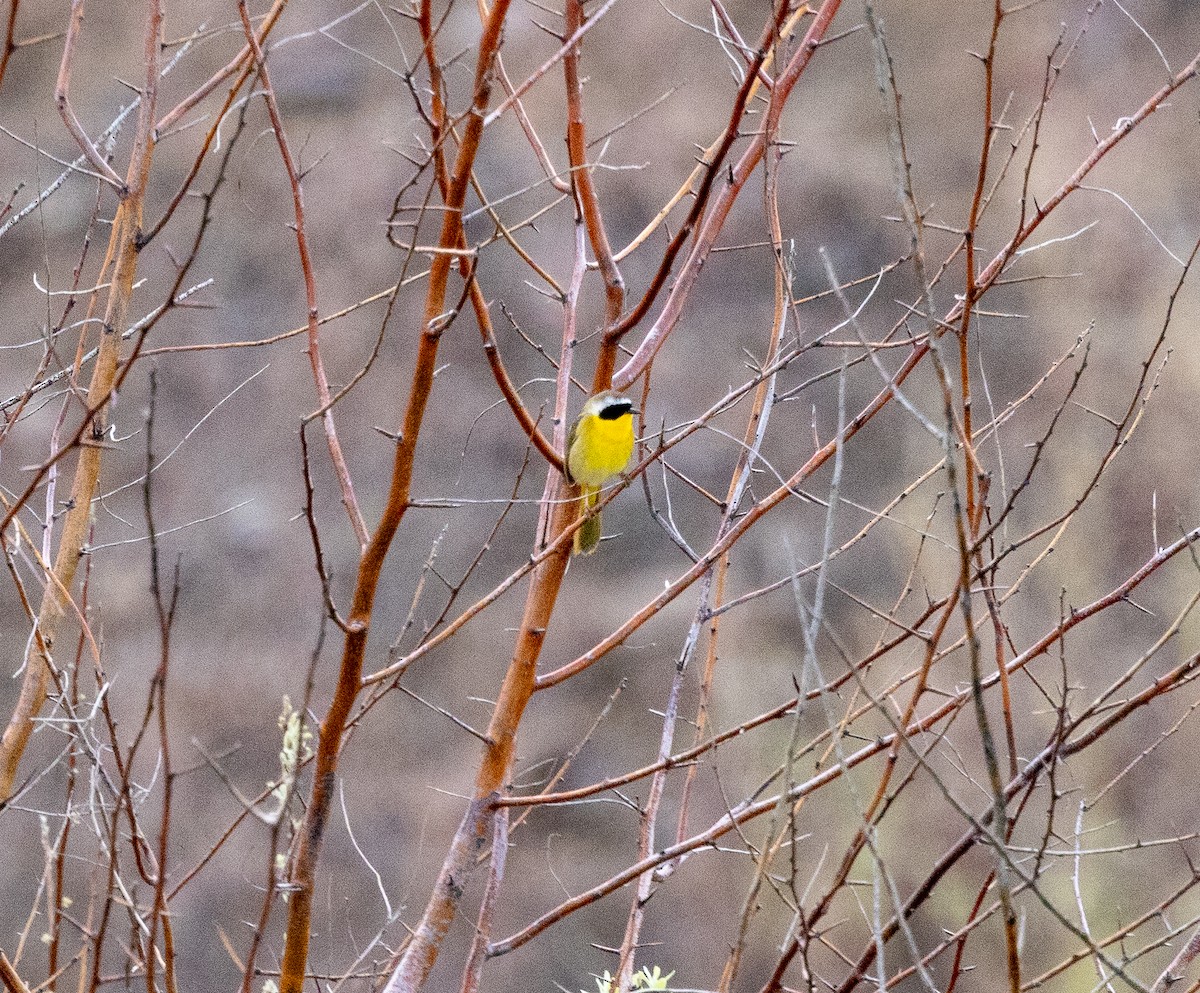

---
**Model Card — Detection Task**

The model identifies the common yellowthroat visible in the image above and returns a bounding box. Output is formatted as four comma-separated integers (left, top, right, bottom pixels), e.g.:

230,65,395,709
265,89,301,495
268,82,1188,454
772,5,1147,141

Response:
565,390,636,555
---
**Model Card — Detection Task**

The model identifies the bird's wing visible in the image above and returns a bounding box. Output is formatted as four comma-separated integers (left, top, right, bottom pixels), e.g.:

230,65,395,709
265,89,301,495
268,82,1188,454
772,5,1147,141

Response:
563,414,580,485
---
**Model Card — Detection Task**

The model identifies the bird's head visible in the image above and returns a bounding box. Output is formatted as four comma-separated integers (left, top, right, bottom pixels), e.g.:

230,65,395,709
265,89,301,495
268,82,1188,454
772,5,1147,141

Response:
583,390,636,421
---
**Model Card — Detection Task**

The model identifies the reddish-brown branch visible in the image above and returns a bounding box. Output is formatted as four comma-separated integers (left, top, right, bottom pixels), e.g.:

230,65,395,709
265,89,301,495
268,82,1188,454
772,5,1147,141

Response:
613,0,843,387
416,2,560,470
561,0,624,391
836,649,1200,993
600,0,795,371
236,1,368,549
479,306,563,471
143,8,286,246
379,147,596,993
0,952,31,993
276,0,515,988
418,0,451,198
530,45,1200,690
958,0,1006,536
143,405,179,993
153,0,289,137
607,2,810,270
0,0,20,92
381,211,581,993
492,610,1200,959
806,587,960,931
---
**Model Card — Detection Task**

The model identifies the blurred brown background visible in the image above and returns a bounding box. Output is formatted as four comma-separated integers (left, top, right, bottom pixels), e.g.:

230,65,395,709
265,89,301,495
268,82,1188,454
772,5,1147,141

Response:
2,1,1200,990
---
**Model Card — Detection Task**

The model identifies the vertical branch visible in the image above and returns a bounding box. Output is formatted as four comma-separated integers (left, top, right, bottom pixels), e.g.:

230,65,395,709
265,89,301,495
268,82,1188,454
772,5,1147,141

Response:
46,622,85,993
963,1,1018,781
459,807,509,993
416,0,560,468
418,0,451,198
958,0,1006,528
562,0,624,389
937,5,1019,986
141,373,180,993
674,31,792,849
614,659,683,989
382,152,590,993
0,0,161,802
797,1,959,946
277,1,516,990
930,198,1023,993
864,10,1019,983
235,0,369,550
673,52,796,985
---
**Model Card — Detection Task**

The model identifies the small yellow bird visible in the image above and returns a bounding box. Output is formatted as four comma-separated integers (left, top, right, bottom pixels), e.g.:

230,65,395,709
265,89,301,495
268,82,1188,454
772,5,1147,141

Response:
565,390,636,555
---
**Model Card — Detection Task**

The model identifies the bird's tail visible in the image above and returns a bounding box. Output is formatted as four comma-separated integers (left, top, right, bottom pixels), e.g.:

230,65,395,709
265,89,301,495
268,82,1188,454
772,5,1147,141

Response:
574,485,602,555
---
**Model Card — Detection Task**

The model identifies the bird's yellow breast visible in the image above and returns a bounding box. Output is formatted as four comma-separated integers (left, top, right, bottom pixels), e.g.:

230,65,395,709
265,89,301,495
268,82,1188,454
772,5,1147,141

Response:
568,410,634,488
